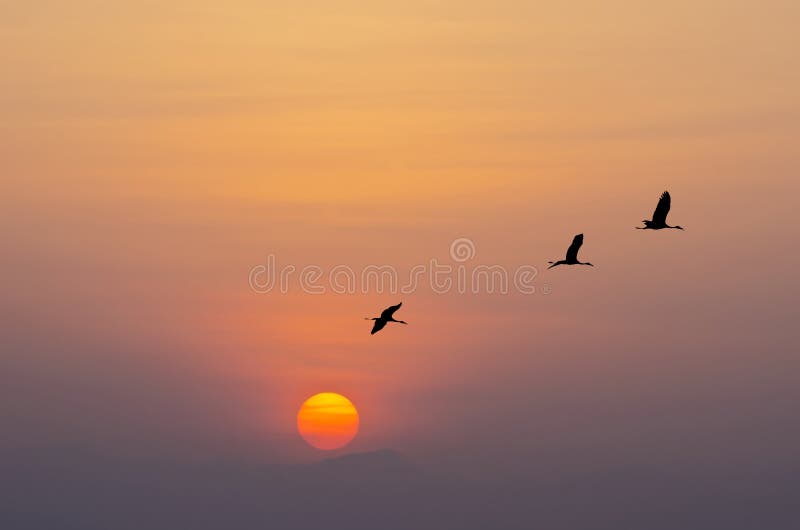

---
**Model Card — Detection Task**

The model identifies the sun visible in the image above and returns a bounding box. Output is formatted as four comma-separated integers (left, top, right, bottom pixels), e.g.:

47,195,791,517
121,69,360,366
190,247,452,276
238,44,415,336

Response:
297,392,360,451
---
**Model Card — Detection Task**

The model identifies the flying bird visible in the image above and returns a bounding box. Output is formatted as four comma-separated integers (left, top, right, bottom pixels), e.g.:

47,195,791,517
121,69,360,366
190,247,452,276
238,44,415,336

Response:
637,191,684,230
365,303,407,335
548,234,594,269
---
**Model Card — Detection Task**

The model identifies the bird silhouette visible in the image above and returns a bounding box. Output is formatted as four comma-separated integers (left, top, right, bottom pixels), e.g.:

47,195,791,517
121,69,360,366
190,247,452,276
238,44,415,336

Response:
548,234,594,269
637,191,684,230
365,303,407,335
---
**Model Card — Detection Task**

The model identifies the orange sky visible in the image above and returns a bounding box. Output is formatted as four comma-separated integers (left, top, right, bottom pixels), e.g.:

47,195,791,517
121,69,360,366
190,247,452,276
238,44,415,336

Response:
2,1,799,468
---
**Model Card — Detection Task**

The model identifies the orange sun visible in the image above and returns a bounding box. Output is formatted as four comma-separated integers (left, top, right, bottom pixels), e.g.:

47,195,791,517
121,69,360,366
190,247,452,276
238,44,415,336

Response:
297,392,360,450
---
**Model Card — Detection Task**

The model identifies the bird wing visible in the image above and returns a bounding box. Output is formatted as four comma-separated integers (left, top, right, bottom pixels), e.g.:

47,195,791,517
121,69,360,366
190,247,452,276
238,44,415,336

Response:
380,303,402,320
565,234,583,262
371,319,387,335
652,191,671,224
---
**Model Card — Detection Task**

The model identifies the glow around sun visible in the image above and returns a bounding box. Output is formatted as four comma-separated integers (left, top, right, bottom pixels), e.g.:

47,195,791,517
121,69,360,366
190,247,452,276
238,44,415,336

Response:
297,392,360,450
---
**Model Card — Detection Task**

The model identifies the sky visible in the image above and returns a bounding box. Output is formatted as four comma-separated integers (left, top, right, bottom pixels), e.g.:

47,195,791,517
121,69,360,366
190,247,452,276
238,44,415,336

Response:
2,1,800,528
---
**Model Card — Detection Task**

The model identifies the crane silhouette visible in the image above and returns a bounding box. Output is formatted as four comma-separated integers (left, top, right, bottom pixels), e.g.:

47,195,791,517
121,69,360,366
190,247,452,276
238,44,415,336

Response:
637,191,684,230
548,234,594,269
365,303,407,335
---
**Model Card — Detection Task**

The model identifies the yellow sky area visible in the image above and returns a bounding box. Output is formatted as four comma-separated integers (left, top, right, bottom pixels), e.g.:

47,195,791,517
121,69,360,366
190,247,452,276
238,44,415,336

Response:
4,1,798,205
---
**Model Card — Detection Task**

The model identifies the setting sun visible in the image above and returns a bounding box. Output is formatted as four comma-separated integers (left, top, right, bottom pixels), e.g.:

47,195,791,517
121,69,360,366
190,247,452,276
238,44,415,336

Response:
297,393,360,451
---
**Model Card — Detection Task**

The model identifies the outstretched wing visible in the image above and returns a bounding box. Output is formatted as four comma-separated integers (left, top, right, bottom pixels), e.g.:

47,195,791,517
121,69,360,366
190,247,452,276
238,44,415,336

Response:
371,319,387,335
652,191,671,224
565,234,583,262
380,302,402,320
